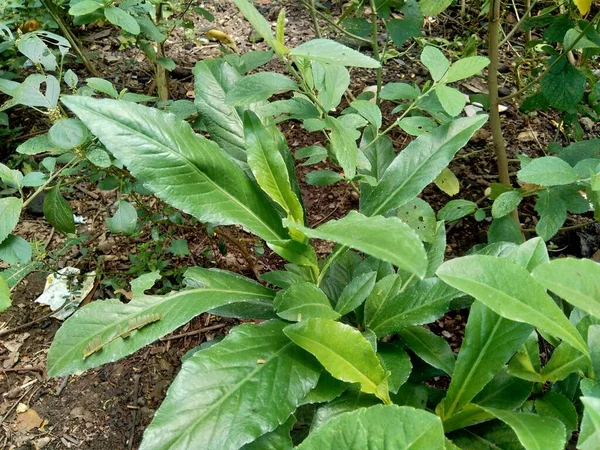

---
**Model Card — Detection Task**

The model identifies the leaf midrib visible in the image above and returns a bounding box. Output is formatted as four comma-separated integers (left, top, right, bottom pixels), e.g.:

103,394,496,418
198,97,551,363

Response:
70,101,283,241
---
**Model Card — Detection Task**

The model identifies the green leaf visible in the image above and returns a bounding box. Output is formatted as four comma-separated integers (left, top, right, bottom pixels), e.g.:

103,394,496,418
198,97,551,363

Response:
445,56,490,83
87,146,112,168
290,39,381,68
351,100,382,129
580,397,600,450
335,271,377,315
541,60,586,111
508,237,549,272
61,96,287,243
168,238,189,256
540,342,588,382
274,282,340,321
230,0,276,49
300,371,348,405
438,199,478,221
296,405,445,450
192,59,246,164
325,116,362,179
140,321,320,450
43,186,75,234
535,392,578,434
284,318,391,403
0,274,10,312
86,77,119,98
425,221,446,277
492,191,523,218
366,277,459,338
130,271,161,297
0,197,22,244
104,6,140,35
286,211,427,278
47,268,276,376
185,267,276,319
380,83,419,101
386,0,423,48
306,170,343,186
398,326,455,375
398,116,438,136
17,134,55,155
508,331,543,382
20,172,46,187
532,258,600,319
69,0,103,16
517,156,579,186
378,343,412,394
241,415,294,450
480,407,566,450
397,198,437,243
419,0,452,16
17,33,57,71
244,111,303,223
441,302,532,418
106,200,137,235
0,235,31,264
421,46,450,82
435,85,466,117
361,115,487,216
226,73,298,106
12,74,59,108
437,255,588,356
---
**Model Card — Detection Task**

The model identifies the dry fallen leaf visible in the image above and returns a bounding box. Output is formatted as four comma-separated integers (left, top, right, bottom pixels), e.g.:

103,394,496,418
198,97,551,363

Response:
14,408,43,432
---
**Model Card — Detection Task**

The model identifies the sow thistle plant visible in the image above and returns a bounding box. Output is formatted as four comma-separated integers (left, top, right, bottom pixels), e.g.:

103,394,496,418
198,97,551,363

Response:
1,0,596,449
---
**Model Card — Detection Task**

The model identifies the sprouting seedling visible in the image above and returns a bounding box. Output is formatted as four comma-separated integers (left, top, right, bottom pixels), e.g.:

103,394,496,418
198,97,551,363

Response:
83,313,163,359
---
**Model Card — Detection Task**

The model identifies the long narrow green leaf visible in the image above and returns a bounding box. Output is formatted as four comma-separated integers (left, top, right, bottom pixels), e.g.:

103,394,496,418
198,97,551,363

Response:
140,321,320,450
61,96,287,242
284,318,391,404
532,258,600,319
437,255,589,356
244,111,303,223
398,326,455,375
296,405,445,450
441,302,532,419
47,268,275,377
286,211,427,278
361,115,487,216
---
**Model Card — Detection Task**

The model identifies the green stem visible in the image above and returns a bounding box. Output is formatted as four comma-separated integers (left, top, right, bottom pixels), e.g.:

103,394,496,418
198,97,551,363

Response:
22,157,77,209
369,0,382,106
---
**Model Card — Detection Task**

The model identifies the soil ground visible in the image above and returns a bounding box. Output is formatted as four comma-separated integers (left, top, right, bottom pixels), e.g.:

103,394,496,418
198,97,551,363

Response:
1,0,599,448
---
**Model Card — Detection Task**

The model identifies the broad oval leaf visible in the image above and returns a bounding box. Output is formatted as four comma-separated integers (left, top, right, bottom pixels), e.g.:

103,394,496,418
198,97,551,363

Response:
361,115,487,216
517,156,579,187
43,186,75,234
444,56,491,83
0,235,31,264
61,96,287,242
0,197,22,244
296,404,445,450
140,320,320,450
285,211,427,279
226,72,298,106
47,268,275,376
436,255,589,356
106,200,137,235
48,118,88,150
435,85,466,117
290,39,381,68
284,318,391,403
274,281,340,321
104,5,140,35
421,46,450,82
532,258,600,319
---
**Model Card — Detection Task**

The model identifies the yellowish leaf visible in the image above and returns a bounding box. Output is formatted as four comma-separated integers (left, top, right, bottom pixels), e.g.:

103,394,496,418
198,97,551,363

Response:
434,167,460,196
573,0,592,15
205,29,238,52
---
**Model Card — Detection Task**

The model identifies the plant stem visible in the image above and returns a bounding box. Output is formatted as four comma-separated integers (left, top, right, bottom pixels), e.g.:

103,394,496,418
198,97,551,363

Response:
22,157,77,209
309,0,322,38
369,0,382,105
154,2,170,102
488,0,521,231
300,0,370,44
40,0,98,76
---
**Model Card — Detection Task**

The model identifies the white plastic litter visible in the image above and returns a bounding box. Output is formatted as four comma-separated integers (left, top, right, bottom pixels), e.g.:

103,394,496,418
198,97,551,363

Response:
35,267,96,319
